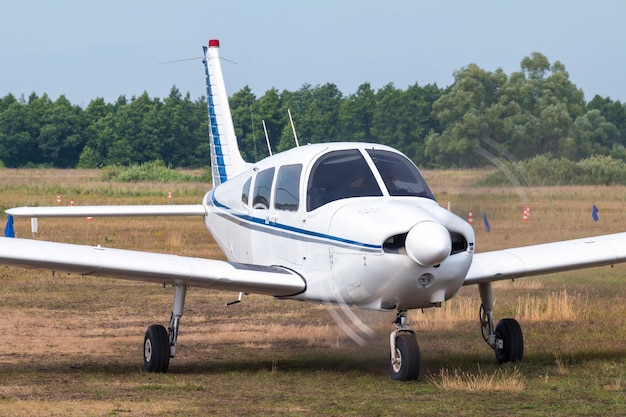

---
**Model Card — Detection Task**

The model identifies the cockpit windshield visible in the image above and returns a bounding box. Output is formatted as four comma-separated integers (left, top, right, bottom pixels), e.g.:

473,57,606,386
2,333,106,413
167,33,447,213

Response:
307,149,382,211
366,149,435,200
306,148,435,211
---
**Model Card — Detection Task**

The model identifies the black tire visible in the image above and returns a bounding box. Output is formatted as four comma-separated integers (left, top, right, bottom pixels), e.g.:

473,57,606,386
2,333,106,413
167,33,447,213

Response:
144,324,170,373
495,318,524,364
389,333,420,381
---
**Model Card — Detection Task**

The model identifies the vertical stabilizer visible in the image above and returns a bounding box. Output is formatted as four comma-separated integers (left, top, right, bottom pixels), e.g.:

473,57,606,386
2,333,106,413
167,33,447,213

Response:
203,40,248,187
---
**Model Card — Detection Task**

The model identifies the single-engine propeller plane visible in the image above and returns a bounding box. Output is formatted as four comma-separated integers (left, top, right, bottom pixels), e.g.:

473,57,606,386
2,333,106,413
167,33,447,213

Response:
2,39,626,381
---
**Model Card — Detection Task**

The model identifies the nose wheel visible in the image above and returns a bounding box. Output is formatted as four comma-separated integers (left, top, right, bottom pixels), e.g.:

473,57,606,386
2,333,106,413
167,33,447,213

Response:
389,310,421,381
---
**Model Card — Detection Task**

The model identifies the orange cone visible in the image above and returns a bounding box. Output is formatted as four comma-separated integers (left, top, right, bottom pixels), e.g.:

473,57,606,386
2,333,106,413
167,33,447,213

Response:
468,210,474,225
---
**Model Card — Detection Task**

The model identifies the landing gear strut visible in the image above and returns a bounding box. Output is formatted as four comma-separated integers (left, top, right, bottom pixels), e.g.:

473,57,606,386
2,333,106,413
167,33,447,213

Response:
143,283,187,373
389,310,421,381
478,282,524,364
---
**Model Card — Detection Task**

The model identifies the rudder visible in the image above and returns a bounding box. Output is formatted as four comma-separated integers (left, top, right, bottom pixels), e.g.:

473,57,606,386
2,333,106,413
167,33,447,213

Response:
203,40,248,187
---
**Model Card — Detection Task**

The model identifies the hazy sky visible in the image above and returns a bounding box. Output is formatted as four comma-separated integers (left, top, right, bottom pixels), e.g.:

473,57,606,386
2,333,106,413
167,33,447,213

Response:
1,1,624,106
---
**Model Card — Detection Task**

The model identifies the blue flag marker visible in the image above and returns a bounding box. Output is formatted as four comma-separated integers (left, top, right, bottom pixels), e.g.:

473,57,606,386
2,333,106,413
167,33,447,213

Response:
592,204,599,222
483,212,491,232
4,214,15,238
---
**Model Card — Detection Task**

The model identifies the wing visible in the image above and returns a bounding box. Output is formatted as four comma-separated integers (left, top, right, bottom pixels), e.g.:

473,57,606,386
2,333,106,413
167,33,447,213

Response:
464,232,626,286
6,205,207,217
0,237,305,297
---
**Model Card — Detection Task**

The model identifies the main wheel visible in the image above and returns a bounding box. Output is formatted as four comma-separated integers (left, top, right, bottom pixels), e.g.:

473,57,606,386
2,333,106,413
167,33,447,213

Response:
494,318,524,364
144,324,170,373
389,332,420,381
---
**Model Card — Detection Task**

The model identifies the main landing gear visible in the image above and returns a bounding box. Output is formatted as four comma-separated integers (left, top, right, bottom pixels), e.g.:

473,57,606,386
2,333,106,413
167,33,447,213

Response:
143,283,187,373
478,282,524,364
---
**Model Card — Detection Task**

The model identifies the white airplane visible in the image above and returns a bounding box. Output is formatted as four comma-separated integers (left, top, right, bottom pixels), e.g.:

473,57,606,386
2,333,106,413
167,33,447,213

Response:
2,40,626,381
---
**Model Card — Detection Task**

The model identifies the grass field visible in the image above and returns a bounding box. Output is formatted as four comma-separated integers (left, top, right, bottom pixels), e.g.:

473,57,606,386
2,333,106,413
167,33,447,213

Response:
0,168,624,416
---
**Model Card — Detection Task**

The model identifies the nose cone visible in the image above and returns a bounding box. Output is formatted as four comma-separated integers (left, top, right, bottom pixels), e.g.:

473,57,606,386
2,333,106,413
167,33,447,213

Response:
405,221,451,266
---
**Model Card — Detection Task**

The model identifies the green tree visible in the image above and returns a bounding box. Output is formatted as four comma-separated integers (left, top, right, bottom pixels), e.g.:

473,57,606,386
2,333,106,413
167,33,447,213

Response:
305,83,343,144
229,86,258,162
37,95,86,167
402,83,443,165
82,97,115,167
77,145,100,168
425,64,505,167
190,96,212,167
0,94,39,167
338,82,376,143
107,92,162,165
497,53,585,159
278,83,342,152
161,87,199,167
426,53,586,167
570,109,620,158
253,88,283,156
278,87,309,152
587,95,626,142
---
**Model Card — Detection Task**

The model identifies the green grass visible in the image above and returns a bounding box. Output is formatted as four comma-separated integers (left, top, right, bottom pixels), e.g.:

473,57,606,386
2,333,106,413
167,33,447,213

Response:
478,155,626,186
0,169,624,416
100,160,211,183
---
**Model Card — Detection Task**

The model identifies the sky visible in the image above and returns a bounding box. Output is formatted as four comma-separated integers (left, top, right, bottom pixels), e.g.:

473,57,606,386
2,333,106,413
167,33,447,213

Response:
1,1,625,107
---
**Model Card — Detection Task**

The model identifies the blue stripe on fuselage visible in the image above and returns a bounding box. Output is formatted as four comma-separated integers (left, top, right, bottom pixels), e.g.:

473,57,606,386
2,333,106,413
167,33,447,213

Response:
211,194,382,252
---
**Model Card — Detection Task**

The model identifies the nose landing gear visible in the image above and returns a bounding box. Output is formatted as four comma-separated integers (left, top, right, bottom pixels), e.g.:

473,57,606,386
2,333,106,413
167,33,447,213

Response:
389,310,421,381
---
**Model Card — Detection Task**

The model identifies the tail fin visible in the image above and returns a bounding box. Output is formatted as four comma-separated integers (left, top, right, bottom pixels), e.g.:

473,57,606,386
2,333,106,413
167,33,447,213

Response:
203,40,248,187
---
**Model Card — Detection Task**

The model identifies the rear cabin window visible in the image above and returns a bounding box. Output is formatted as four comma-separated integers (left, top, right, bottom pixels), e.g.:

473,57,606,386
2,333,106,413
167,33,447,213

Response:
252,168,274,210
366,149,436,200
274,164,302,211
307,149,382,211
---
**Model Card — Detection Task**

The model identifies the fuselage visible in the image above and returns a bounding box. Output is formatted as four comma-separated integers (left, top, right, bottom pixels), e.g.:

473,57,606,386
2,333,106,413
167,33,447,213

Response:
203,142,475,311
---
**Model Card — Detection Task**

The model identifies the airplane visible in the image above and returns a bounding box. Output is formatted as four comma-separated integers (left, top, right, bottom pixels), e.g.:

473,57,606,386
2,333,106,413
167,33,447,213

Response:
2,39,626,381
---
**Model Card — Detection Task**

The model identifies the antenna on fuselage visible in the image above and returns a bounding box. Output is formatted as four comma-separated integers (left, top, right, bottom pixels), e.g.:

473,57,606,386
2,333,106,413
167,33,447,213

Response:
287,108,300,147
250,107,258,162
262,120,272,156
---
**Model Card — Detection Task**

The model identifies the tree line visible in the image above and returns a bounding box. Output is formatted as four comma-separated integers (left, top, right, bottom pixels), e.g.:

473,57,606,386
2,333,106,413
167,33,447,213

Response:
1,52,625,169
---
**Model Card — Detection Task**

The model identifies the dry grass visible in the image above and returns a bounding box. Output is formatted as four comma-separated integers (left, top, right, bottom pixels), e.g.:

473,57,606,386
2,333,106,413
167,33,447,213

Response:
516,289,589,321
554,353,569,375
428,366,526,392
493,279,543,290
412,296,477,330
411,282,576,330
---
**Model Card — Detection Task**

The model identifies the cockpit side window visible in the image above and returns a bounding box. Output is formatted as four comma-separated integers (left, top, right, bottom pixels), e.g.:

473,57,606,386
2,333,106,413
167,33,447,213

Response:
366,149,436,200
252,168,274,210
275,164,302,211
241,176,251,206
307,149,382,211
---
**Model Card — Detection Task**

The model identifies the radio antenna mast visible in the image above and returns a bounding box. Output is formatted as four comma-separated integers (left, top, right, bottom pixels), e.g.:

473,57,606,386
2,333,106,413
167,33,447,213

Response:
287,108,300,147
262,120,272,156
